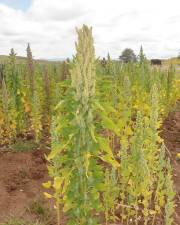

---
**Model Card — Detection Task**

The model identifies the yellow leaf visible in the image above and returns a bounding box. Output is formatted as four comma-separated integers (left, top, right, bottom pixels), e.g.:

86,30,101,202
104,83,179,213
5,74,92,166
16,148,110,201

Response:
42,181,52,189
25,103,31,113
176,153,180,159
149,210,156,215
53,177,63,190
44,192,53,199
124,126,133,136
157,136,163,144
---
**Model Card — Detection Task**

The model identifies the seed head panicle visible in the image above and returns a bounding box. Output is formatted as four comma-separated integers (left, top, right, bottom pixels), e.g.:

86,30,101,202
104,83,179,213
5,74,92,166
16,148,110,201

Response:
71,25,96,103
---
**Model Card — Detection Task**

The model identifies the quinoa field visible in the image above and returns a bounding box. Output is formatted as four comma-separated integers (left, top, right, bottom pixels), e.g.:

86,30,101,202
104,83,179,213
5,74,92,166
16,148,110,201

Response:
0,25,180,225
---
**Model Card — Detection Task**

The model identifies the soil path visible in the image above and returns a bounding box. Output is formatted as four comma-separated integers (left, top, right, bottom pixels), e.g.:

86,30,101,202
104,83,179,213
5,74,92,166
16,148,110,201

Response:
161,109,180,224
0,148,52,223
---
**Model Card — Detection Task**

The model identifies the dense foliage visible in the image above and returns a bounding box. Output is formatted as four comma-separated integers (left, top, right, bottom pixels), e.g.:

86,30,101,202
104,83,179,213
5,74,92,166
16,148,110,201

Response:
43,26,180,225
0,25,180,225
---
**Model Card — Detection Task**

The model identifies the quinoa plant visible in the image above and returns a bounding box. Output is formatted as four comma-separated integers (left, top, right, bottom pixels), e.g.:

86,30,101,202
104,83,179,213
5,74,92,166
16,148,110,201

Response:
0,77,16,144
6,49,25,134
44,25,113,225
26,43,35,98
164,159,175,225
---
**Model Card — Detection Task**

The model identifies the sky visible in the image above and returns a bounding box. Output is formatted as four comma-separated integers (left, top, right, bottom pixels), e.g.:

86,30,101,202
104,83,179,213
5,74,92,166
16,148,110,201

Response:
0,0,31,10
0,0,180,59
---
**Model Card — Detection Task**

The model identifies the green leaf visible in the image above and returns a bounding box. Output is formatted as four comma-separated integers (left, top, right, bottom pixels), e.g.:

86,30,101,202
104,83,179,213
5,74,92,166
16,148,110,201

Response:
47,134,74,160
97,137,120,167
93,100,105,111
99,155,120,168
101,115,119,136
54,100,65,111
102,103,117,113
90,125,97,142
97,137,113,158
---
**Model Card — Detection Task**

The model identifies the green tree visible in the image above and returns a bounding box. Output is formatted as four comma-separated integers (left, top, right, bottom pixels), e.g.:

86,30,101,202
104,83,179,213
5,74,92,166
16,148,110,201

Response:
9,48,17,68
119,48,137,63
138,45,146,65
177,52,180,59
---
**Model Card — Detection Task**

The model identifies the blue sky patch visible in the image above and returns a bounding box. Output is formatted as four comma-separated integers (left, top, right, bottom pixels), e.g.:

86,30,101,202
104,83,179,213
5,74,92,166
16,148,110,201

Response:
0,0,31,10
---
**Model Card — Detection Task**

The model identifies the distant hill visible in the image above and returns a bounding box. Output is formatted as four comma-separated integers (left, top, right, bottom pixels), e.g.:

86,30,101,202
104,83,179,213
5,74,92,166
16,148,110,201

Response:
0,55,26,63
0,55,63,64
43,58,66,61
163,57,180,65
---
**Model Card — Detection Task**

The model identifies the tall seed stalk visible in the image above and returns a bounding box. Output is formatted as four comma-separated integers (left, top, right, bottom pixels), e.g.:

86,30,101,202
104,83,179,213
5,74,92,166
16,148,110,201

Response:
69,24,98,225
44,25,103,225
26,43,35,98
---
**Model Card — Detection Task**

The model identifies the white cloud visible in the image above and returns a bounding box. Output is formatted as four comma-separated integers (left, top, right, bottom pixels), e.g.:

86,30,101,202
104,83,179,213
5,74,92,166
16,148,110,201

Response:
28,0,88,21
0,0,180,59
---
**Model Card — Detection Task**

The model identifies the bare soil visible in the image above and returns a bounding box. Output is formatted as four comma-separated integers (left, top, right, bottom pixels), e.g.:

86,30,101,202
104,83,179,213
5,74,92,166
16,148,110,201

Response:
0,147,55,224
161,109,180,224
0,108,179,224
